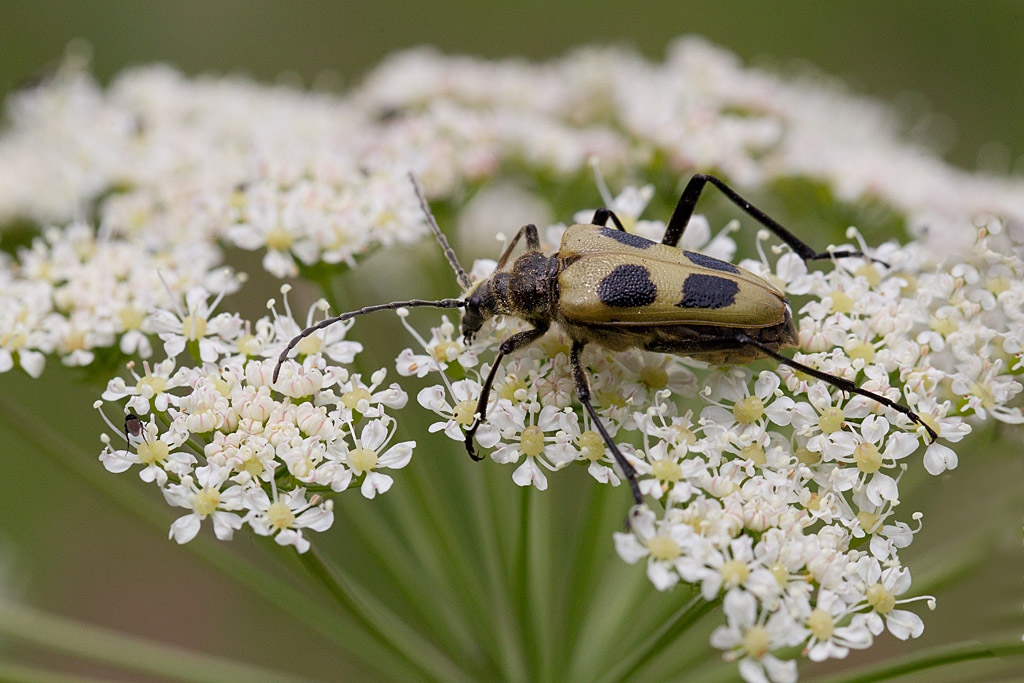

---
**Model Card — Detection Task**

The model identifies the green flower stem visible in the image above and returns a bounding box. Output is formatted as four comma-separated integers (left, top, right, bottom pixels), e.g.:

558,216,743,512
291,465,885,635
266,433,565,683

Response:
0,392,444,680
468,457,531,682
595,592,721,683
0,600,306,683
297,547,475,683
812,639,1024,683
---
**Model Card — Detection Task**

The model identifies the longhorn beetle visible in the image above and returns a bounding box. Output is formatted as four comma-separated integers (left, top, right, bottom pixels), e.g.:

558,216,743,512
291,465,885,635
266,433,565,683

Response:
274,173,938,505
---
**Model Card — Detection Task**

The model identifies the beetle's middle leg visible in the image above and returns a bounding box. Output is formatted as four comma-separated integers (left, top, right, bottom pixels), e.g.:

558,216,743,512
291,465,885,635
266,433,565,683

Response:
464,325,548,460
662,173,872,263
495,223,541,270
570,341,644,505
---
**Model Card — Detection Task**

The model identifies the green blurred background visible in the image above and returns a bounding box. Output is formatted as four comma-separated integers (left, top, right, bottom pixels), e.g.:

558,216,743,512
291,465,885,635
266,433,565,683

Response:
1,2,1021,681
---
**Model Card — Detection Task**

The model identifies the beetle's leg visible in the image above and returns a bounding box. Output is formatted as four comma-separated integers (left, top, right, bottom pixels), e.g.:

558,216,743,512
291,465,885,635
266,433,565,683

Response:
663,174,875,263
465,325,548,460
495,224,541,270
570,341,644,505
591,208,626,232
733,332,938,443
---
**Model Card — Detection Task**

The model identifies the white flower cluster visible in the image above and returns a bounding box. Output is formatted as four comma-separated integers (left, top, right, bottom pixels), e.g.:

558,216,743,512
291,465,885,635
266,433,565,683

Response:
403,185,1021,681
1,38,1021,682
96,287,412,553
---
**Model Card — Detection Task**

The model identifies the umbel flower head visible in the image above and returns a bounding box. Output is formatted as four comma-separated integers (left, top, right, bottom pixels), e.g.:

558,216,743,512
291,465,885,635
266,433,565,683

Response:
1,38,1021,682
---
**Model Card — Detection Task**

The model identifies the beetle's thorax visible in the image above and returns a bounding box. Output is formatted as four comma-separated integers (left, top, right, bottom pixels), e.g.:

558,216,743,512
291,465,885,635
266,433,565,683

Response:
461,251,559,340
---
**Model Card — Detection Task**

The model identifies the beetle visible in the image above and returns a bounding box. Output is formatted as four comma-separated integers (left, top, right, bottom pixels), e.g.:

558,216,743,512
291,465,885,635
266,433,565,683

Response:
274,173,938,505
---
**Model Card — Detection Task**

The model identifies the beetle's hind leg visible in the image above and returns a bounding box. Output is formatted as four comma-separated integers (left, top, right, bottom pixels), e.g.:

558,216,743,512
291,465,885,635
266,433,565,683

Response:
662,173,881,264
570,341,644,505
733,332,939,443
591,208,627,232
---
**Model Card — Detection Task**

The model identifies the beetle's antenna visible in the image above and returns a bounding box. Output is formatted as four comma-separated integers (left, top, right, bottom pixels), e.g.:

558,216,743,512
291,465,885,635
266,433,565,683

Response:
409,173,473,292
273,297,465,383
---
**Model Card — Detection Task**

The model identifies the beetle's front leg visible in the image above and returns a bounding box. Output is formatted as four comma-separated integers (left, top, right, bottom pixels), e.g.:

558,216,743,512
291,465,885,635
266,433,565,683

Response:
569,341,644,506
662,173,874,263
464,325,548,460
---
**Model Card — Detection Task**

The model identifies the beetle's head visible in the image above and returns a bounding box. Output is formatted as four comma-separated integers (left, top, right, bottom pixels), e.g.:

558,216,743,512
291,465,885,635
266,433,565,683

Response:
461,279,497,343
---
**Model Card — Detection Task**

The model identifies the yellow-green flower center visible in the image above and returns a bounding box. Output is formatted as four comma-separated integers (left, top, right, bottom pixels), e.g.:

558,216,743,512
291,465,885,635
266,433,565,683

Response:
647,535,680,560
741,443,766,466
743,626,769,658
267,501,295,529
807,608,834,640
733,395,764,424
432,340,461,362
721,559,749,588
855,263,881,288
193,487,221,516
818,406,845,434
453,400,477,426
866,583,896,614
795,445,819,465
136,439,168,465
854,441,882,473
348,447,379,474
857,510,881,533
672,425,696,446
500,377,528,401
578,430,604,460
137,374,167,394
652,459,682,482
181,314,207,340
236,333,259,355
119,306,145,330
639,365,668,389
848,340,875,362
264,227,294,251
342,387,372,410
295,334,323,356
829,290,854,314
520,426,545,457
770,563,789,587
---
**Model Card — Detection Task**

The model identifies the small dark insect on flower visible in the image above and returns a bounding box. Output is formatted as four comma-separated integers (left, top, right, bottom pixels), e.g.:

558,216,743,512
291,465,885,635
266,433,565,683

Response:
124,412,146,446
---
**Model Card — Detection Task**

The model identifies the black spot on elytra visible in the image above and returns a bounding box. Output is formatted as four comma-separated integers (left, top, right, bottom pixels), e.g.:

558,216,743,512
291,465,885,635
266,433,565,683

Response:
678,273,739,309
598,264,657,308
684,251,740,274
600,227,654,249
